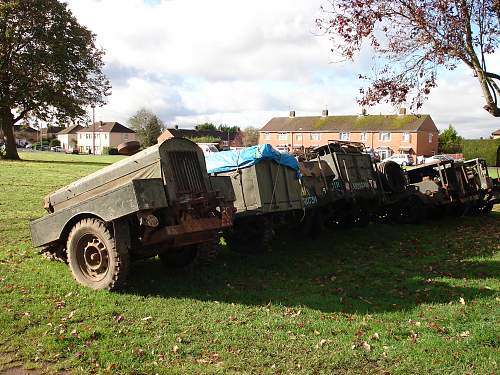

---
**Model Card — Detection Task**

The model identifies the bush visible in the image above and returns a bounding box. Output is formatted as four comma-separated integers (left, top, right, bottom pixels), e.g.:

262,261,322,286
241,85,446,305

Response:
188,136,221,144
103,147,119,155
462,139,500,165
49,138,61,147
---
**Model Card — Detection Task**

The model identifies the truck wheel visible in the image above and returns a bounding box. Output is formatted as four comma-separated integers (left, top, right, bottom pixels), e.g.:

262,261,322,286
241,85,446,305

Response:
66,218,129,290
159,241,219,268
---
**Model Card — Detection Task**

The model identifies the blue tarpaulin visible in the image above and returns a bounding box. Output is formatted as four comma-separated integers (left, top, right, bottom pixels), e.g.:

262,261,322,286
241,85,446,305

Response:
205,144,300,178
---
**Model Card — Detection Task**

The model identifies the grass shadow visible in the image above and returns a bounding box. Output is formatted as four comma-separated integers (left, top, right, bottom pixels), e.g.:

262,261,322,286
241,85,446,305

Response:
124,213,500,314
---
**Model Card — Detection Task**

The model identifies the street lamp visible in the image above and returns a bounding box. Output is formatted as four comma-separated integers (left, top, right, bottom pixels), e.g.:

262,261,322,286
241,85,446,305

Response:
91,104,95,155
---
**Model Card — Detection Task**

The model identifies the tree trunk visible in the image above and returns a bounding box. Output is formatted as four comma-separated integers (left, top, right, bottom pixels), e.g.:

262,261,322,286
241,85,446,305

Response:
0,108,20,160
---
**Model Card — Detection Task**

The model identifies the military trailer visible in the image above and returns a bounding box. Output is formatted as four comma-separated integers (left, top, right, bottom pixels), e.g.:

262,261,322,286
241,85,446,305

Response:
405,158,495,215
206,145,307,252
30,138,234,290
309,140,380,226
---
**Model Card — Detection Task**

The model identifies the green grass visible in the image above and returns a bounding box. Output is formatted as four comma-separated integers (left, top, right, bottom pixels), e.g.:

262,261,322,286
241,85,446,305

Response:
0,152,499,374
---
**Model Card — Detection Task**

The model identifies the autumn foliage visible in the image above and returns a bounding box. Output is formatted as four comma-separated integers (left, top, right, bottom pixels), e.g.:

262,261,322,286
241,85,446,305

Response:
317,0,500,117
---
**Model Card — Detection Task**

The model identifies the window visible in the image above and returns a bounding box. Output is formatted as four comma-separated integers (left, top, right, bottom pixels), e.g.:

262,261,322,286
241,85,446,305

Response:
310,133,321,141
263,132,271,141
105,134,108,140
278,133,288,141
339,132,350,141
360,132,367,141
402,132,411,142
295,133,303,141
428,133,433,143
379,132,391,141
124,133,129,140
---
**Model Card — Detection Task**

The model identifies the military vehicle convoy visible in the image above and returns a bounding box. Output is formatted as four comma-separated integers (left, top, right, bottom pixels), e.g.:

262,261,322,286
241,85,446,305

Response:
30,138,498,291
30,138,234,290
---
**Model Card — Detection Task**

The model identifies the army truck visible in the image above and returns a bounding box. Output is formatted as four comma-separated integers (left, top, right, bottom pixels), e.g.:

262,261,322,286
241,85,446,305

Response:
30,138,234,290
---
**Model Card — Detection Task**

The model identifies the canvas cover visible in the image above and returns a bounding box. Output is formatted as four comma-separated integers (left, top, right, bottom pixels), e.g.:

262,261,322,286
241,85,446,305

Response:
205,144,300,177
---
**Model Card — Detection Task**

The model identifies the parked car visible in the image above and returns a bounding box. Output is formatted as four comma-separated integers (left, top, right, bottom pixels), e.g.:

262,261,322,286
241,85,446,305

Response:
50,146,63,152
198,143,220,156
424,154,455,164
382,154,414,166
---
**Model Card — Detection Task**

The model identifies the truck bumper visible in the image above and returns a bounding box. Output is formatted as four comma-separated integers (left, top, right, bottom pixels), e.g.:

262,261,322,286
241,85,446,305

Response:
143,207,233,248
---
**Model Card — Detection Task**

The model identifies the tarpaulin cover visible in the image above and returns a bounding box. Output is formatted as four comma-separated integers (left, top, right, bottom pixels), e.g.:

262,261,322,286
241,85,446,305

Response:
205,144,300,177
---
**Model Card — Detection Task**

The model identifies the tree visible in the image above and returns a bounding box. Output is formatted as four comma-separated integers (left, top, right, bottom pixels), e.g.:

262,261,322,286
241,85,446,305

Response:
188,136,221,144
317,0,500,117
128,108,164,147
0,0,111,160
242,126,259,146
438,124,463,153
195,123,217,131
218,125,239,135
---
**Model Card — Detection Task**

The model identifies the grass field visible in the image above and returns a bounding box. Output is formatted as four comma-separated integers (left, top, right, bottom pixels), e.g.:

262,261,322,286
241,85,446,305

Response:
0,152,499,374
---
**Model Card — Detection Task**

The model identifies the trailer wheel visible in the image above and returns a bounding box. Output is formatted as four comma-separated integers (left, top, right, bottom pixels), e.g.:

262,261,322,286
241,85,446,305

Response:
400,197,427,224
226,216,273,254
159,241,219,268
66,218,129,290
475,201,494,215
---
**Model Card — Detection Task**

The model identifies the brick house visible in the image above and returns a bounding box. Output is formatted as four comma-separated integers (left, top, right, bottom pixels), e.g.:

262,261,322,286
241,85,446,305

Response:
76,122,136,155
259,111,439,160
492,129,500,139
158,126,243,148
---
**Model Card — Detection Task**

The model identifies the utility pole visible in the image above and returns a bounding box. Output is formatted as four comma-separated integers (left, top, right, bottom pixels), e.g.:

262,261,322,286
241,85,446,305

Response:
91,105,95,155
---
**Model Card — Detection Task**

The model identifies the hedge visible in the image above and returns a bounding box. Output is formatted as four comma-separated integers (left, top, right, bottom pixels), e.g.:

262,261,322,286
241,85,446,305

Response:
462,139,500,166
103,147,119,155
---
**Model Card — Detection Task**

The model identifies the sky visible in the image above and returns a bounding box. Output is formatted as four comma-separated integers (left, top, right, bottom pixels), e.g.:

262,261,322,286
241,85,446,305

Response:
66,0,500,138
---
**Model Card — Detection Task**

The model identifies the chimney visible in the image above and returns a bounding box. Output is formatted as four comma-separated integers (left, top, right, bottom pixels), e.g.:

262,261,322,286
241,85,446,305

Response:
175,124,179,130
399,107,407,115
322,109,328,117
361,108,367,116
289,110,295,118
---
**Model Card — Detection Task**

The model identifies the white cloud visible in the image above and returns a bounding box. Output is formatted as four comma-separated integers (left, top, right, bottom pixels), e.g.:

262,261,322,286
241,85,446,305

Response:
66,0,500,138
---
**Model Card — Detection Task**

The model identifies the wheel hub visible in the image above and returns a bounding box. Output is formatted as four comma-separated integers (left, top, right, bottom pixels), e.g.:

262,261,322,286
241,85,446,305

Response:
79,237,109,279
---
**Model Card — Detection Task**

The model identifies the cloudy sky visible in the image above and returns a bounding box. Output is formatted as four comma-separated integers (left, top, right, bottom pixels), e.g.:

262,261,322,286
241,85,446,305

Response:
66,0,499,138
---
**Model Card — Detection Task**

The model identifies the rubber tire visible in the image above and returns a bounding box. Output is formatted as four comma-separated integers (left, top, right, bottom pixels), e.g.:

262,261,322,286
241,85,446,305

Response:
66,218,129,290
226,216,273,254
400,197,427,224
159,241,219,268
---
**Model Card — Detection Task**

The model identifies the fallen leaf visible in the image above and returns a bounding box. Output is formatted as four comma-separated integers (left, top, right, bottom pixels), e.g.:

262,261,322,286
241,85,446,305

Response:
459,331,470,338
315,339,328,349
141,316,152,321
370,333,380,340
459,297,466,305
362,341,371,351
173,345,179,354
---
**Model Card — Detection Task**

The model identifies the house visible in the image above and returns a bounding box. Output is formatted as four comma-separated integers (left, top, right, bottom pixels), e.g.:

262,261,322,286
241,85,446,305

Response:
259,110,439,160
56,124,83,152
76,121,136,155
158,126,243,148
42,126,66,140
0,124,39,146
492,129,500,139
